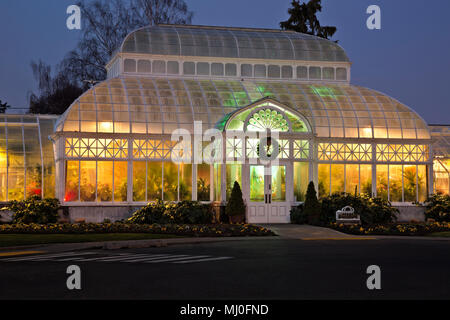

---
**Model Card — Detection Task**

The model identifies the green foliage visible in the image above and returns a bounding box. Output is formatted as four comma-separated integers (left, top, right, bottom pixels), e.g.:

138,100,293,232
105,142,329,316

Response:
304,181,321,224
3,196,60,225
197,178,210,201
0,223,275,237
280,0,337,41
128,200,214,225
331,221,450,236
225,181,246,217
165,201,214,224
290,203,308,224
320,193,398,226
425,194,450,222
127,200,170,224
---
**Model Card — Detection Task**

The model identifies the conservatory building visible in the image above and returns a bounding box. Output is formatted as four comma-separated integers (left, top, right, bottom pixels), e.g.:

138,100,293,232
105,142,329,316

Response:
2,25,449,223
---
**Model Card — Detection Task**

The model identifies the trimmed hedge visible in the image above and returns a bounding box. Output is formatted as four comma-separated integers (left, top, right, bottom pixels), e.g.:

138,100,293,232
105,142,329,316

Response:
425,194,450,222
2,196,60,225
0,223,275,237
320,193,398,225
290,193,398,226
330,221,450,236
127,201,214,225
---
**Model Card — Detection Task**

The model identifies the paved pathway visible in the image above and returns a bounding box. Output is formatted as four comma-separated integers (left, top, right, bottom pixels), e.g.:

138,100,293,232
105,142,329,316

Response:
258,224,375,240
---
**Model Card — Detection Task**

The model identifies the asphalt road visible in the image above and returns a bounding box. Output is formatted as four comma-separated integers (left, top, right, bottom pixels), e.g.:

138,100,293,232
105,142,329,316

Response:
0,238,449,300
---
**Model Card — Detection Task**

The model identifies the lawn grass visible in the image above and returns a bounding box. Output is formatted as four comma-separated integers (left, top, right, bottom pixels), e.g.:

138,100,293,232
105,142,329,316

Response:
428,232,450,238
0,233,183,247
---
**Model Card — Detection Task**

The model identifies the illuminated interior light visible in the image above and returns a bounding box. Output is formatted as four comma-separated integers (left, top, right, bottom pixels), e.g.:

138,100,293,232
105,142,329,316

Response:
99,122,113,132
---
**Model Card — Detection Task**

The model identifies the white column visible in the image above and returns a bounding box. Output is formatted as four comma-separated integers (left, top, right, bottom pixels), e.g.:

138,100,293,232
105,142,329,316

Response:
127,138,133,203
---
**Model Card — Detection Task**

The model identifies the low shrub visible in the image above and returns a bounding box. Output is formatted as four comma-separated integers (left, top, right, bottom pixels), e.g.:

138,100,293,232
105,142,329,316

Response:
2,196,60,225
0,222,275,237
290,203,308,224
425,193,450,222
165,201,214,224
128,200,214,225
127,200,169,224
320,193,398,226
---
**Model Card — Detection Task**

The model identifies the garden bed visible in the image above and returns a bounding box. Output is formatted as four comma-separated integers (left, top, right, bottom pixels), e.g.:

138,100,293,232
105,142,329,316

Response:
329,222,450,236
0,223,275,237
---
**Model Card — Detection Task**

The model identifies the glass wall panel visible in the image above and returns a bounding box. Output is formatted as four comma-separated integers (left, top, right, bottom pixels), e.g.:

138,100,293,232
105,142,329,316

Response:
97,161,113,202
434,160,449,195
7,126,24,200
114,161,128,202
403,165,416,202
293,162,308,202
345,164,359,195
65,161,79,202
360,165,372,196
318,164,330,197
226,163,242,200
241,64,252,77
331,164,345,194
0,136,6,201
40,119,56,199
376,165,388,200
24,126,42,198
133,161,146,202
197,164,211,201
417,165,428,202
163,162,178,201
80,161,96,202
297,66,307,79
180,163,192,201
389,165,403,202
148,162,163,201
250,165,264,202
271,166,286,202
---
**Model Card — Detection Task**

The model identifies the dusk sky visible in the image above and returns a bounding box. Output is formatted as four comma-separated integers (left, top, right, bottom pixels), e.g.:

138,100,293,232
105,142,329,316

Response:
0,0,449,124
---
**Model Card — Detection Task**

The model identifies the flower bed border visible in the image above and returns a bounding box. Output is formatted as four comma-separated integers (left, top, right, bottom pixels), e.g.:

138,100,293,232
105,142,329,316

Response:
329,222,450,236
0,223,275,237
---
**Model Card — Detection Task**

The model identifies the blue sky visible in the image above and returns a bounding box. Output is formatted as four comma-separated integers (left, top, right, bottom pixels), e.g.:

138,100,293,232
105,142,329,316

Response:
0,0,449,124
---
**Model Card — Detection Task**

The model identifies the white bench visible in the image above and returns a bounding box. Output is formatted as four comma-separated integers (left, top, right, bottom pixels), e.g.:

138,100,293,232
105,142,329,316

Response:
336,206,361,225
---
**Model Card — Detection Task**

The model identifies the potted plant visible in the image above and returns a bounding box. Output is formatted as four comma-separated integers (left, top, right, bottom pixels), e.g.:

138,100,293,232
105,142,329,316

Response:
226,181,246,224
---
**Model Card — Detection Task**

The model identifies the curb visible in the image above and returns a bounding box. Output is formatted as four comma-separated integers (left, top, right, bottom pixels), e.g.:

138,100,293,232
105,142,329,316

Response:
0,236,276,252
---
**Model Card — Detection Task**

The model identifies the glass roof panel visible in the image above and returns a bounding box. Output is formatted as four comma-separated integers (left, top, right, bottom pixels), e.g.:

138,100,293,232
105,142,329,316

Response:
56,77,430,140
119,25,349,62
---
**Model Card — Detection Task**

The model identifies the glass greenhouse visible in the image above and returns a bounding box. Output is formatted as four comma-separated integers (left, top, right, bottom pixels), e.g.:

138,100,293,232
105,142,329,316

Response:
0,115,57,201
5,25,449,223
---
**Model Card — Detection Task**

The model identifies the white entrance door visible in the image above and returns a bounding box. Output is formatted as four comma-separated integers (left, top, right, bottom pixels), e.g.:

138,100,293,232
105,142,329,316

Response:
246,164,291,224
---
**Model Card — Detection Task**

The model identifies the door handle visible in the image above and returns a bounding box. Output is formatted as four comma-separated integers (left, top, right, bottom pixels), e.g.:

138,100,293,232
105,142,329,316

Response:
269,194,272,204
265,194,267,204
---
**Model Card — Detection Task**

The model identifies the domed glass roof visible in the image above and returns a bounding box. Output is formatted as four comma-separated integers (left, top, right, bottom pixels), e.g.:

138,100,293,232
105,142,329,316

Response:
119,25,350,62
56,77,430,140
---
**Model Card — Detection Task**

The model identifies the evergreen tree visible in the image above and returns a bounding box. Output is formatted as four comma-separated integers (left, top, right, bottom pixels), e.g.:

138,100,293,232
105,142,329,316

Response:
304,181,321,224
226,181,246,223
280,0,337,41
0,100,10,114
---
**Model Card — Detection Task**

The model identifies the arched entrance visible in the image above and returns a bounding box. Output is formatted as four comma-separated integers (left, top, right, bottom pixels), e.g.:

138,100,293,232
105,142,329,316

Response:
220,98,313,223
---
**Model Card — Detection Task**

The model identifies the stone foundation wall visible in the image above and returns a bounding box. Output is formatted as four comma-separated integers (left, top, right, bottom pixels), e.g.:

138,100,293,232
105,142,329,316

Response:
1,203,427,224
64,206,144,223
393,205,426,222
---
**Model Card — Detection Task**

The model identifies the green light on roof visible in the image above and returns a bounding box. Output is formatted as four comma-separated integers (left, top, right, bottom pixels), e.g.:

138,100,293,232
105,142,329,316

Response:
309,85,336,99
256,85,275,99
